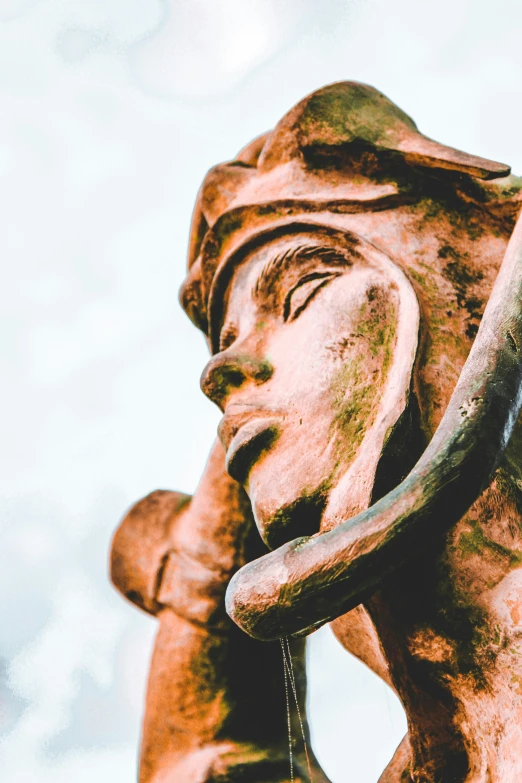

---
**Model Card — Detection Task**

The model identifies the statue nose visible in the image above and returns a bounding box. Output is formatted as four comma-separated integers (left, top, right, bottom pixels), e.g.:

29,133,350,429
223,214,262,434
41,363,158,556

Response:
200,349,273,409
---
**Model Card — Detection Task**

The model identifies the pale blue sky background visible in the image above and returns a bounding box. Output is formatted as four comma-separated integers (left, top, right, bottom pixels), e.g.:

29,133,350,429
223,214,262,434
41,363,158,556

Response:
2,1,522,781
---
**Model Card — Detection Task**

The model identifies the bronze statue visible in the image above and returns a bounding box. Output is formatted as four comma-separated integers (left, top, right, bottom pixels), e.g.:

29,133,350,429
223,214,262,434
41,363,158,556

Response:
110,82,522,782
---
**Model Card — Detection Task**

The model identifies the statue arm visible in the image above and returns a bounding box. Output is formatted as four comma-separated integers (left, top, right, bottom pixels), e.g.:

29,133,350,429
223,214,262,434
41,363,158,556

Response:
111,441,331,783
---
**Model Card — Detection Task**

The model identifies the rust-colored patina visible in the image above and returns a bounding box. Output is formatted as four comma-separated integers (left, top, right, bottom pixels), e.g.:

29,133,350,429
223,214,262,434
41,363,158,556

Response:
111,82,522,782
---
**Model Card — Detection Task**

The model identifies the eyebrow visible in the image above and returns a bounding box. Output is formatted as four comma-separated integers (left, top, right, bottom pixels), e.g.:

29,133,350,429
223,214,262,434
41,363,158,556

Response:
252,244,353,304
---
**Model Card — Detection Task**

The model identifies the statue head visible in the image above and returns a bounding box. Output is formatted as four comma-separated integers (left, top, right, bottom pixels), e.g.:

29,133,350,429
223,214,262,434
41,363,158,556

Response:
180,81,522,641
198,223,420,551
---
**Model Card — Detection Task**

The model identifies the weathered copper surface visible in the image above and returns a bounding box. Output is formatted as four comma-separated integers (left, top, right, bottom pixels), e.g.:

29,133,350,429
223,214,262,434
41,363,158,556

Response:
111,82,522,782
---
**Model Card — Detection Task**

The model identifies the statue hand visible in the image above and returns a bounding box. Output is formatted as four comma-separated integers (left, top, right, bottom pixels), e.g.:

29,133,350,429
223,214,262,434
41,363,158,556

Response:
111,439,258,624
156,439,260,627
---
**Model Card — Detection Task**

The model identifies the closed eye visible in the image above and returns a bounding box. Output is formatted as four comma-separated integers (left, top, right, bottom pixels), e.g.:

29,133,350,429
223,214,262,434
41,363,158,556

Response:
284,271,340,322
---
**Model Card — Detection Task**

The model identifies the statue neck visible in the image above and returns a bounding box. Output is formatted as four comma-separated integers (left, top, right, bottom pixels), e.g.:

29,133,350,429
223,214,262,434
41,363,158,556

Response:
368,477,522,783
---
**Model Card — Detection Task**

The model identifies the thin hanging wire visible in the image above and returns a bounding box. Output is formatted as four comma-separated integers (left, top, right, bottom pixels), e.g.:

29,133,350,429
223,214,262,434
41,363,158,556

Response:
281,637,315,783
281,638,294,782
283,637,314,782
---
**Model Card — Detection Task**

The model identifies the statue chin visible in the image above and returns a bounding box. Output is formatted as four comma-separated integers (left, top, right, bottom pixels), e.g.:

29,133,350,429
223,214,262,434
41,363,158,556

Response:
247,450,379,552
240,426,338,551
249,481,328,551
247,389,425,553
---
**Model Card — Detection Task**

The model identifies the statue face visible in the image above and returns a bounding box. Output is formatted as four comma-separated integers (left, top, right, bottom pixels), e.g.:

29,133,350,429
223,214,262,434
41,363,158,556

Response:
200,230,403,550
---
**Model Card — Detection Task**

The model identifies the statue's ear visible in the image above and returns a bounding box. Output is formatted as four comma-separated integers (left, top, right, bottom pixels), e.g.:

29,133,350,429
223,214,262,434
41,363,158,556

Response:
322,239,422,526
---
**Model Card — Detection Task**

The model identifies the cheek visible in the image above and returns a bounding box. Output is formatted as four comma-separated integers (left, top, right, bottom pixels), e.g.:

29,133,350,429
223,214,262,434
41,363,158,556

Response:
266,323,338,414
265,276,397,446
265,275,374,403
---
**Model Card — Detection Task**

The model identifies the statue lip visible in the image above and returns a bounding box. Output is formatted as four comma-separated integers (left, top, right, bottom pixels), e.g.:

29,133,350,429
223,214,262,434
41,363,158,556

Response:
218,405,277,450
221,415,279,484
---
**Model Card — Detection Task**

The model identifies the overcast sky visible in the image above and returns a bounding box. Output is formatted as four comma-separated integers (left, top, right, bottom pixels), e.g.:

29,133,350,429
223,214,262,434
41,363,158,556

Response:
2,1,522,782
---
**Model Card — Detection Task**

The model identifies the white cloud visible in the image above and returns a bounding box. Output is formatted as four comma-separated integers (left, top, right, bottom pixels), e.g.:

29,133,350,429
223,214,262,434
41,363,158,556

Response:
129,0,310,98
2,572,125,774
